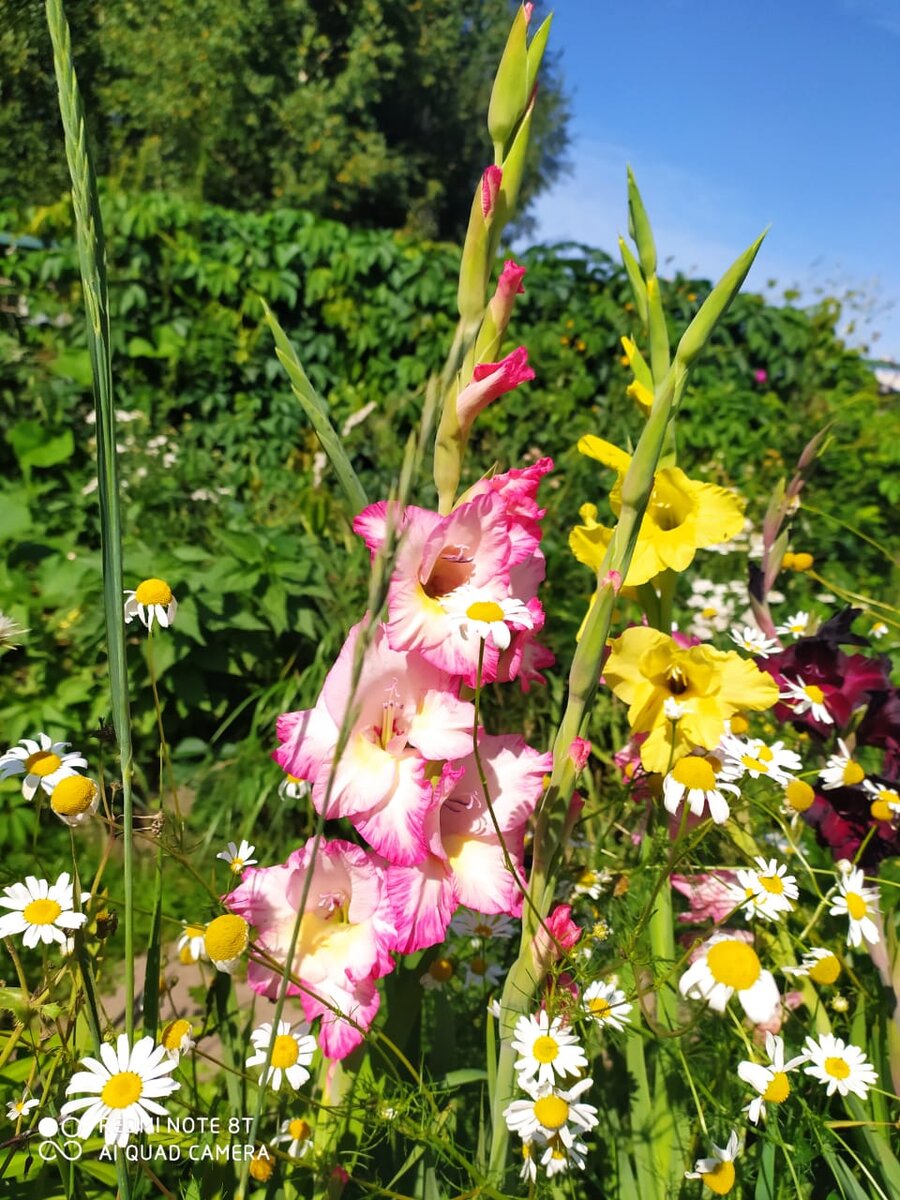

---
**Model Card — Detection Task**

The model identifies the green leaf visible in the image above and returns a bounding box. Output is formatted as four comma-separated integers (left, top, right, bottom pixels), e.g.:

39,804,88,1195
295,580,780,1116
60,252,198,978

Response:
6,420,75,470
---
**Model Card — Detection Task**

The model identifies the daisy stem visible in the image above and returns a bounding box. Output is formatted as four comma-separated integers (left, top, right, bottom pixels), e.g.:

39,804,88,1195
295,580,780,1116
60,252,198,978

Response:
676,1046,708,1137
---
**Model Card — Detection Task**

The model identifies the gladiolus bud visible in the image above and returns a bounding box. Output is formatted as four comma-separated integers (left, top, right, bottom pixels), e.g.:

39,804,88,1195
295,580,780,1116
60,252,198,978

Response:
456,346,534,433
489,259,526,327
481,164,503,219
531,903,581,973
569,738,591,772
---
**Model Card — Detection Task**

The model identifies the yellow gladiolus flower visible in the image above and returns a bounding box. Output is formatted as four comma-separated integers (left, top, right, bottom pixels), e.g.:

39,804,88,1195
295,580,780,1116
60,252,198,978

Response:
570,437,745,586
604,627,780,774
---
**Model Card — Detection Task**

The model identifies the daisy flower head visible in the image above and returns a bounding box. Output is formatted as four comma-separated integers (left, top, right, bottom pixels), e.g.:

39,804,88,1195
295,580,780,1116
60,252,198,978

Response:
278,774,310,803
203,913,249,972
449,910,516,940
829,867,880,947
248,1148,274,1182
678,934,780,1024
0,733,87,801
802,1033,877,1099
511,1010,588,1088
441,585,533,652
719,735,802,786
49,775,100,827
662,751,741,825
503,1077,598,1146
737,1032,805,1124
159,1018,194,1062
734,857,798,923
540,1133,588,1177
783,947,842,986
0,612,28,649
780,677,833,725
177,922,207,965
729,626,779,657
782,777,816,816
217,840,258,875
570,867,611,900
245,1020,317,1091
274,1116,313,1159
862,779,900,823
685,1130,741,1196
582,979,632,1031
61,1033,180,1147
124,578,177,631
0,873,88,948
519,1139,539,1183
869,620,888,640
462,956,504,989
775,611,811,639
420,957,455,990
819,739,865,790
7,1093,39,1122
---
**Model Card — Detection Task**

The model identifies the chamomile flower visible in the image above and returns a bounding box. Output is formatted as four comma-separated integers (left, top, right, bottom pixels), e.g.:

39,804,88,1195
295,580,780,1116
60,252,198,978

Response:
780,677,833,724
737,1032,805,1124
216,840,258,874
7,1093,39,1122
685,1130,741,1195
511,1011,588,1088
869,621,888,640
177,922,207,965
0,734,87,801
0,612,28,649
775,611,811,638
541,1133,588,1177
245,1020,317,1091
449,910,516,940
802,1033,877,1099
662,752,741,825
663,698,687,720
783,947,842,985
829,867,880,947
124,578,177,631
862,779,900,822
203,913,249,972
819,739,865,790
582,979,632,1031
569,867,611,900
49,775,100,827
733,857,798,923
61,1033,180,1147
678,934,780,1024
519,1140,539,1183
278,774,310,802
782,777,816,817
274,1116,313,1159
441,585,533,651
462,957,504,989
719,735,802,785
729,626,779,657
503,1078,598,1146
159,1018,194,1062
0,873,88,948
420,957,454,990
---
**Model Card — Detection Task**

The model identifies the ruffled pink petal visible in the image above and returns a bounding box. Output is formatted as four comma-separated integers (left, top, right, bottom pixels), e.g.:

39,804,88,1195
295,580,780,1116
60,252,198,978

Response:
351,755,438,866
300,975,381,1060
456,346,535,431
385,857,458,954
441,734,551,836
443,832,526,916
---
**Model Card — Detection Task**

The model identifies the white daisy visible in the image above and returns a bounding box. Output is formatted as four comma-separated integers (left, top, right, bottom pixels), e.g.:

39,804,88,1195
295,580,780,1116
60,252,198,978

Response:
829,867,880,947
729,626,779,657
737,1032,805,1124
519,1139,539,1183
420,957,455,990
540,1133,588,1177
869,621,888,640
245,1020,316,1091
159,1018,194,1061
0,733,88,801
511,1011,588,1088
0,612,28,649
0,873,88,948
203,913,249,973
678,934,780,1024
719,735,802,785
662,752,741,825
124,578,177,631
802,1033,877,1099
733,857,798,923
49,775,100,827
449,910,516,939
273,1116,313,1159
780,677,833,724
663,698,687,720
7,1093,39,1122
783,947,842,985
862,780,900,823
569,867,612,900
462,956,504,989
503,1078,598,1147
685,1130,741,1192
440,585,533,651
60,1033,180,1147
775,611,811,638
278,774,310,802
216,840,258,874
176,922,208,965
582,979,632,1032
819,739,866,790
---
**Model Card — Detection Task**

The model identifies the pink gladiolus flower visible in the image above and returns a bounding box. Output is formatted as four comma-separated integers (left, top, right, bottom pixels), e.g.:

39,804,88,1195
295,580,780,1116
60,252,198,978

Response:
386,735,551,953
532,903,582,973
275,622,476,865
225,839,399,1059
481,165,502,218
456,346,535,434
464,456,552,566
488,259,527,329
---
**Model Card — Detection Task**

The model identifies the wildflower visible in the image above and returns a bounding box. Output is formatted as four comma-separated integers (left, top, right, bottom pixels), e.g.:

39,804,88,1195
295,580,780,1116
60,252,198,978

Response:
783,947,841,985
738,1033,805,1124
160,1018,194,1061
776,611,811,638
870,621,888,639
7,1093,39,1122
781,677,834,724
203,913,250,972
733,857,798,923
274,1116,313,1159
719,735,801,785
449,910,516,940
541,1133,588,1176
685,1130,740,1195
862,779,900,822
246,1020,317,1091
662,752,741,825
463,957,504,989
177,923,207,964
49,775,100,827
420,957,455,990
520,1140,538,1183
0,612,27,649
248,1148,273,1182
0,873,88,948
783,778,815,814
217,840,258,874
278,775,310,802
503,1078,598,1145
441,586,534,651
511,1011,588,1088
124,578,177,630
570,867,610,900
730,626,779,657
686,579,750,639
61,1033,180,1147
679,934,780,1024
829,867,880,947
0,733,88,801
819,740,865,790
782,551,814,572
802,1033,877,1098
582,979,632,1031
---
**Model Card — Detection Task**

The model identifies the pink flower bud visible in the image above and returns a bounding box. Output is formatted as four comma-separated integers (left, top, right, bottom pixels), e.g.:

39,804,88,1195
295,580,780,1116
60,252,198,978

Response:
523,2,535,22
456,345,535,432
568,737,591,772
531,903,581,973
481,165,503,219
488,259,527,330
753,368,768,384
600,569,622,594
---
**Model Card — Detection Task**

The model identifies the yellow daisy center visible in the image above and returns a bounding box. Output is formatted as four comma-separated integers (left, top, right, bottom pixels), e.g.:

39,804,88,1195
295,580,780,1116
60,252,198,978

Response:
469,957,488,976
842,761,865,786
249,1152,273,1182
701,1161,736,1195
271,1034,299,1069
871,800,894,822
51,775,98,816
24,750,62,777
762,1071,790,1103
808,954,841,985
230,859,244,873
672,757,717,791
429,957,454,983
204,914,249,961
23,898,62,926
532,1035,560,1063
701,606,718,619
804,684,825,705
845,892,868,920
532,1095,569,1131
705,940,761,990
784,779,815,812
589,996,611,1019
161,1018,192,1052
757,874,784,896
288,1118,311,1141
101,1071,143,1109
824,1056,850,1080
474,922,494,937
466,600,505,623
134,578,173,606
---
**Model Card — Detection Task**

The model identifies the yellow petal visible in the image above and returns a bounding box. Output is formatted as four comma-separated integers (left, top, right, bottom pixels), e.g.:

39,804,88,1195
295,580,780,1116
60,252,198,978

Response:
577,435,632,477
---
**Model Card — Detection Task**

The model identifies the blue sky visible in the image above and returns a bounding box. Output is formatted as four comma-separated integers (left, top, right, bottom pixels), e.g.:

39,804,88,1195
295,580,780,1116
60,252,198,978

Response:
530,0,899,359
